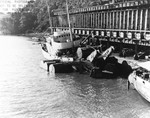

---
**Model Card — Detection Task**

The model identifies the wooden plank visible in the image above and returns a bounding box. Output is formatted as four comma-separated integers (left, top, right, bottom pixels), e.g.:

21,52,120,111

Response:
78,14,80,28
103,12,105,29
101,12,103,28
109,12,112,29
99,12,101,28
83,14,84,28
77,14,79,27
97,12,99,28
95,13,98,28
84,14,86,28
106,12,109,29
91,13,93,28
82,14,84,28
131,10,134,30
109,12,111,29
80,14,82,28
119,11,122,30
112,11,115,29
147,9,150,31
116,11,118,29
97,13,99,28
93,13,95,28
135,10,138,30
89,13,91,28
144,9,148,33
87,14,89,28
81,14,83,28
140,9,143,31
127,10,129,31
123,10,126,29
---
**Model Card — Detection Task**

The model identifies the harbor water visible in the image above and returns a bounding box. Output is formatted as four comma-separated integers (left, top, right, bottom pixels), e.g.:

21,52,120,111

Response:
0,35,150,118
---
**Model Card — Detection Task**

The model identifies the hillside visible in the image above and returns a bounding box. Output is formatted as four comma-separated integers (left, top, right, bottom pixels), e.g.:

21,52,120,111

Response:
0,0,137,34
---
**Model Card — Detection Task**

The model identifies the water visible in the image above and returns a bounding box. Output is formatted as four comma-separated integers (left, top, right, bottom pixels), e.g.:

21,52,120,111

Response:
0,35,150,118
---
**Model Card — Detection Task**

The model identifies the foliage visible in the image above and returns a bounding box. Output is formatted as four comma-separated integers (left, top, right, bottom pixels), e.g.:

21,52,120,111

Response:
0,17,14,34
0,0,112,34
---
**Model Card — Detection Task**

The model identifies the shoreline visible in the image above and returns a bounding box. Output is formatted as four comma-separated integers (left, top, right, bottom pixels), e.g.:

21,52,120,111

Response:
113,53,149,70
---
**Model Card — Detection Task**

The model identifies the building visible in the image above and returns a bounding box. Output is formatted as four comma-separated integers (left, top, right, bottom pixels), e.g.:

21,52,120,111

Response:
0,0,35,14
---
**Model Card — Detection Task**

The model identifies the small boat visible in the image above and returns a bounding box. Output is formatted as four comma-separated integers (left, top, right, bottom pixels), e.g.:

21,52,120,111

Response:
41,30,81,60
128,61,150,102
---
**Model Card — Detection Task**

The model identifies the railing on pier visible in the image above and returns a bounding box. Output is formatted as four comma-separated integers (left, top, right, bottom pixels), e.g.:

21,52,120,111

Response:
51,0,150,47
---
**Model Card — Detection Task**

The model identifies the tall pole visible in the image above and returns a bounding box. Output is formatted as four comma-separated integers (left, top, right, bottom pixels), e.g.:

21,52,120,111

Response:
46,0,53,33
66,0,73,42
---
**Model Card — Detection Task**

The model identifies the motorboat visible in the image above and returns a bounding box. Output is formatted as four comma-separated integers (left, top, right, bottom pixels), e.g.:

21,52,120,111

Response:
41,30,81,60
128,61,150,102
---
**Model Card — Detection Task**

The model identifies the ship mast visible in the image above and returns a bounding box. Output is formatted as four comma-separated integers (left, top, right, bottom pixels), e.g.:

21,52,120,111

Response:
66,0,73,42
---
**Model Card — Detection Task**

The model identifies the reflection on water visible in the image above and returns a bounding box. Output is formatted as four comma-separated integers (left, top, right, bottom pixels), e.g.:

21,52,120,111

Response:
0,35,150,118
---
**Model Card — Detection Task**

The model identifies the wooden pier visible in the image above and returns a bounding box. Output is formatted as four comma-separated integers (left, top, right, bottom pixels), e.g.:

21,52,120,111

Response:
50,0,150,52
40,59,75,73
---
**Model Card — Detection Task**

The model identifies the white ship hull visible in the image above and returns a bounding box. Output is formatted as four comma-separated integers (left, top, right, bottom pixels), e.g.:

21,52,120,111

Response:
128,61,150,102
40,30,82,60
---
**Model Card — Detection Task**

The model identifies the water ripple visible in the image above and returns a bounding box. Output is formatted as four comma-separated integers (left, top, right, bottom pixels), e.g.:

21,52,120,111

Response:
0,36,150,118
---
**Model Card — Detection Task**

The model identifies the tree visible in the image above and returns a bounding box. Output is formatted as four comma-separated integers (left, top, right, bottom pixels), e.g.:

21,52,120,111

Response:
0,0,113,34
0,17,13,34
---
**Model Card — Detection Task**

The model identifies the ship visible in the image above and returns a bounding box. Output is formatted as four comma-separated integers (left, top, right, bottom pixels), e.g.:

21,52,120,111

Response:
128,61,150,102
